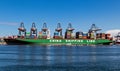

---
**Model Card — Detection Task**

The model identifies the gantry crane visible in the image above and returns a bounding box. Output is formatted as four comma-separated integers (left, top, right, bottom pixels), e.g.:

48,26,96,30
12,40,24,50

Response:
30,22,37,37
18,22,26,37
88,24,101,39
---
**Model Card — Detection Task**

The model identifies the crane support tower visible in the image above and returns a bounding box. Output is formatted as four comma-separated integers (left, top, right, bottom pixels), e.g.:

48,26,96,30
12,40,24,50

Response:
18,22,26,37
41,23,48,39
65,23,75,39
42,23,48,32
30,22,37,37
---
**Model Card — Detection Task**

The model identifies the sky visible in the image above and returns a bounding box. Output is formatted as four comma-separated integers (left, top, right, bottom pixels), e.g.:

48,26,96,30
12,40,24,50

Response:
0,0,120,37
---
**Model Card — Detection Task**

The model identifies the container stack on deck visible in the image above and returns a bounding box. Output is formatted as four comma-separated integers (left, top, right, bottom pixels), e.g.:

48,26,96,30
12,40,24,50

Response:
96,33,111,40
105,34,111,40
76,31,83,39
38,31,42,39
26,32,30,39
82,33,88,39
96,33,101,39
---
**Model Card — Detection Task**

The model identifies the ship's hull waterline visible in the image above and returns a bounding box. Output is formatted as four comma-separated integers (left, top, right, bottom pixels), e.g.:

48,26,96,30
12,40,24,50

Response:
4,38,112,45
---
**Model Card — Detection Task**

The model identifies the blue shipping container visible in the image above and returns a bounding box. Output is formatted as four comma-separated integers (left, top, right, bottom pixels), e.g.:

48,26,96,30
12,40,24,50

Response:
54,32,59,36
83,33,88,36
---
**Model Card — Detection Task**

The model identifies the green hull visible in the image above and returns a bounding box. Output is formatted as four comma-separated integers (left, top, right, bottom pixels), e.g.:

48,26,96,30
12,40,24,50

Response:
4,38,112,45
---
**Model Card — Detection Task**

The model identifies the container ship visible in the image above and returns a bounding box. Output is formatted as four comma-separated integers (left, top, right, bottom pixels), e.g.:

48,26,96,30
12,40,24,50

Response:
4,22,112,45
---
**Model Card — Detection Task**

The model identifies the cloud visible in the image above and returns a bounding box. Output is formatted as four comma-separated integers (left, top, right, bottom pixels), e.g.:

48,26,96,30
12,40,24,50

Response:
0,22,18,26
105,29,120,37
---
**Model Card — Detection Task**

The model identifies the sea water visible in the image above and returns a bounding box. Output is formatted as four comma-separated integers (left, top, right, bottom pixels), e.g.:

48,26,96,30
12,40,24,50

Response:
0,45,120,71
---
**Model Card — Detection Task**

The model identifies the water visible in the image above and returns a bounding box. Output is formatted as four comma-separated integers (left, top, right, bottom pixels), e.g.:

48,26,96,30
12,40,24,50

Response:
0,45,120,71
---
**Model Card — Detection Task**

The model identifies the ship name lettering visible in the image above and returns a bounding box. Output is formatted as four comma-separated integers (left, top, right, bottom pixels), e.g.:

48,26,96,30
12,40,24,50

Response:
66,40,83,42
50,40,62,42
87,40,95,42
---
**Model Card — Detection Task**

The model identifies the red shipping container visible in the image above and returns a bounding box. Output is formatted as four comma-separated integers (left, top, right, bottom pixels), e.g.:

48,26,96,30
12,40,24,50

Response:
67,36,71,38
39,32,42,34
101,34,105,36
21,36,25,39
102,37,105,39
54,36,60,39
82,36,87,39
42,36,47,39
34,36,37,39
67,34,71,36
106,34,110,36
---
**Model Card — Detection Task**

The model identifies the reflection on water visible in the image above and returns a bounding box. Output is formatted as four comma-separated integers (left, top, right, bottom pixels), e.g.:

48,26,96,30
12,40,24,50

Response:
0,45,120,71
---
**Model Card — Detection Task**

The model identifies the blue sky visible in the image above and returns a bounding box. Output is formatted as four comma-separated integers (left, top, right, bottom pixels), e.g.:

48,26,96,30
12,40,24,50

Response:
0,0,120,36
